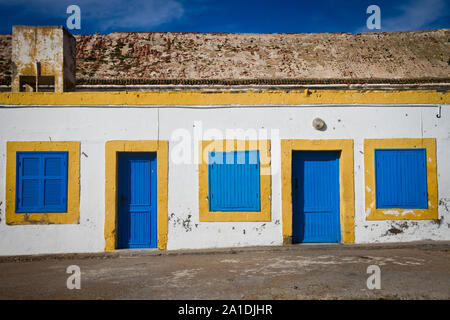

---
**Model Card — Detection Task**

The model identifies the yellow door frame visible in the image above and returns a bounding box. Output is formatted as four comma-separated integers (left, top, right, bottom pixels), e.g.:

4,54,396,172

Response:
104,140,169,251
281,139,355,244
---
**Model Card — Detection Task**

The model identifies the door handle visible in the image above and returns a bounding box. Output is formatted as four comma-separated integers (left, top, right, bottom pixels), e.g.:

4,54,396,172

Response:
294,178,298,189
120,194,125,207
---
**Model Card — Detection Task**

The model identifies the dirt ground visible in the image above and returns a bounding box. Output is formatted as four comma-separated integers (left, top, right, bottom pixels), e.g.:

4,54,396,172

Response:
0,242,449,300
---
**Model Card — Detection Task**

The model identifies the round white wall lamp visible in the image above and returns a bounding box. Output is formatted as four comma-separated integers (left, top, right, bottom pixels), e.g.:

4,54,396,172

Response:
312,118,325,130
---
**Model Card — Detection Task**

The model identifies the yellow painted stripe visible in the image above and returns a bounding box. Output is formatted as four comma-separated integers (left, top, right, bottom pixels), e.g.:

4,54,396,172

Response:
0,90,448,105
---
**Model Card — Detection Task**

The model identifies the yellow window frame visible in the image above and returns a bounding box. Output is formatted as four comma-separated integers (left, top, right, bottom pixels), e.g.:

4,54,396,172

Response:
364,138,438,220
5,141,80,225
198,139,271,222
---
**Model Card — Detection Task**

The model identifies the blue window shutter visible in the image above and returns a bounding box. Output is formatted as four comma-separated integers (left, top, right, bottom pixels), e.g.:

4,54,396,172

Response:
375,149,428,209
42,153,68,211
16,151,68,213
17,155,41,209
208,150,260,211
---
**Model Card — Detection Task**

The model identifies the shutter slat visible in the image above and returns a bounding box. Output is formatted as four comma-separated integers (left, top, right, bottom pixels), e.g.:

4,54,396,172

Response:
208,150,261,211
16,151,68,213
375,148,427,209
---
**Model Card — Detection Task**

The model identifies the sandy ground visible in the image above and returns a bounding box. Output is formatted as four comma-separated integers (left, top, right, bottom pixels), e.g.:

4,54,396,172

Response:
0,242,449,300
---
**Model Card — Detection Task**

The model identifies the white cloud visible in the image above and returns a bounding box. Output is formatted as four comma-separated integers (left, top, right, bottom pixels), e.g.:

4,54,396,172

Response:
0,0,184,31
357,0,447,33
82,0,184,31
382,0,447,31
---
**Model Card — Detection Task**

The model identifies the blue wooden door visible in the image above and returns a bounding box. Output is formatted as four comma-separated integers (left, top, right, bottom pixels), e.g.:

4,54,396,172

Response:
292,151,341,243
117,153,157,249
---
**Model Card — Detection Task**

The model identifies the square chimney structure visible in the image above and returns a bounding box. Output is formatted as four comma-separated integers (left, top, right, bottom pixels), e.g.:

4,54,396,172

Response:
11,26,76,92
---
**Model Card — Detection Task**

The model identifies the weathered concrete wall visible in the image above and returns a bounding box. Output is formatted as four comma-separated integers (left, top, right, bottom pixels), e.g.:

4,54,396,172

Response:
0,102,449,255
1,29,450,83
73,30,450,81
0,34,11,82
11,26,75,92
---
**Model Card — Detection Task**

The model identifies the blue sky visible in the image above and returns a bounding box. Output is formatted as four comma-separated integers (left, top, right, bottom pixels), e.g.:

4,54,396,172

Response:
0,0,448,34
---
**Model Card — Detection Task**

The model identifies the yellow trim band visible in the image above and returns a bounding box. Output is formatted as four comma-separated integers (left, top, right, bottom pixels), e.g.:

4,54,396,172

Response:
364,138,438,220
5,141,80,225
1,90,448,105
281,139,355,243
104,140,168,251
198,140,271,222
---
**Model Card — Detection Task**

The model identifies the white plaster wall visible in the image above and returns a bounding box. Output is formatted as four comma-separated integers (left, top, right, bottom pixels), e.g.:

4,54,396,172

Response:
0,108,158,255
0,104,449,255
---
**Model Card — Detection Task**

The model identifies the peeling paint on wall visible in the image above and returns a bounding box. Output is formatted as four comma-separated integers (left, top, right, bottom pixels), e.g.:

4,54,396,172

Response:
438,198,450,213
431,216,444,227
254,223,267,235
182,215,192,232
169,213,193,232
11,26,76,92
384,222,409,236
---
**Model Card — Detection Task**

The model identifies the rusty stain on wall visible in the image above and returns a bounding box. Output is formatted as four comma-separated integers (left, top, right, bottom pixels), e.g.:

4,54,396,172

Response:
11,26,75,92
